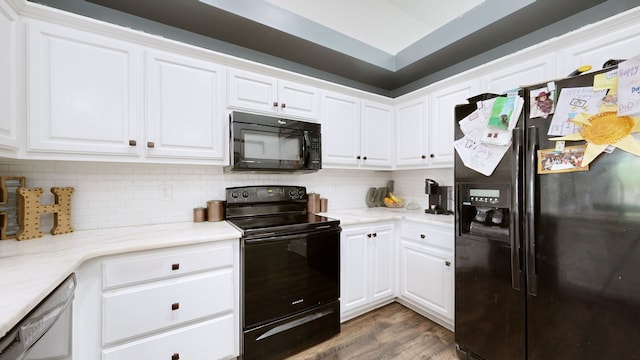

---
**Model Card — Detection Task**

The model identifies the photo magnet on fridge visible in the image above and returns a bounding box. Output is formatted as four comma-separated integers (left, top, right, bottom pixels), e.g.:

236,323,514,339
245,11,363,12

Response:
530,87,556,119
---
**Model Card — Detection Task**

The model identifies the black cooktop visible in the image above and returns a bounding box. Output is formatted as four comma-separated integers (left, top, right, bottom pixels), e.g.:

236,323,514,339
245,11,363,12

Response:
228,213,339,238
225,185,340,238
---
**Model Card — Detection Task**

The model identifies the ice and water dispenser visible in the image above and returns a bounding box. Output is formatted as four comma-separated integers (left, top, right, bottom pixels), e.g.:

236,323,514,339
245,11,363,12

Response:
458,183,511,240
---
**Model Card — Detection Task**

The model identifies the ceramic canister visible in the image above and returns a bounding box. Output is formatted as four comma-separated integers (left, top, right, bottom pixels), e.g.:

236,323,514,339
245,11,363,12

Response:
307,193,320,213
207,200,225,221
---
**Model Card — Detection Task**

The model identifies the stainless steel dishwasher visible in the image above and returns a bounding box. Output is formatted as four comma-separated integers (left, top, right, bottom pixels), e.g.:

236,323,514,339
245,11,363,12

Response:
0,274,76,360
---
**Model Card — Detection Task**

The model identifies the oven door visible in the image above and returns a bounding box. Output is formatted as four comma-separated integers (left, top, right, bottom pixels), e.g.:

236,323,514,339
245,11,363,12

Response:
242,228,340,329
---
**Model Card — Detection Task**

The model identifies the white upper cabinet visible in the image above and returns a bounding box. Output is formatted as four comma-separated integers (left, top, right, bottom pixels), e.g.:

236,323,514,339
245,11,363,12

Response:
556,20,640,78
395,97,429,168
0,2,18,151
278,80,321,120
480,53,556,94
25,19,229,164
26,19,141,157
145,49,227,162
395,80,477,170
228,69,320,121
321,91,361,167
360,100,393,168
429,79,478,167
322,90,393,169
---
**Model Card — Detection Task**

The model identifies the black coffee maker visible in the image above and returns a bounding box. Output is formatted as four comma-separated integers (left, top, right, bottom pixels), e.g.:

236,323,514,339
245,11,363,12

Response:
425,179,452,215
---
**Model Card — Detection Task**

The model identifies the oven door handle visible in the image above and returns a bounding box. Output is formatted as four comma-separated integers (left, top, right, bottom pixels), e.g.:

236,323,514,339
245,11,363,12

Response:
244,227,341,244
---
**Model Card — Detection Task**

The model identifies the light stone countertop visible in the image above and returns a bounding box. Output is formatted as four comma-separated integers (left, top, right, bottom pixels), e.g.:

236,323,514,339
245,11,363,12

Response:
0,221,241,339
0,208,453,340
319,207,454,228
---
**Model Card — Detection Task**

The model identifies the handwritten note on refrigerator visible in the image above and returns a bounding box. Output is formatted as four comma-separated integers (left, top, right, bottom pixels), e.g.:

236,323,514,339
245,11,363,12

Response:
454,95,522,176
617,56,640,116
547,87,608,136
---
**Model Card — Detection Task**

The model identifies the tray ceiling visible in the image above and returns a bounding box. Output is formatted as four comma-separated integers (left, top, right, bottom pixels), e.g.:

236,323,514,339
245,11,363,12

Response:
47,0,611,94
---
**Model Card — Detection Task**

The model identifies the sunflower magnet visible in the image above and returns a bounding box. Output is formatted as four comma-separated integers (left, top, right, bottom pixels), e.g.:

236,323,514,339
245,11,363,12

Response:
550,109,640,166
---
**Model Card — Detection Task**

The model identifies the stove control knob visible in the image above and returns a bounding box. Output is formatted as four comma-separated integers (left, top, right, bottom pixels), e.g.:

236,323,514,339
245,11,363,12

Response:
231,191,239,199
242,191,250,198
289,188,297,198
298,188,305,197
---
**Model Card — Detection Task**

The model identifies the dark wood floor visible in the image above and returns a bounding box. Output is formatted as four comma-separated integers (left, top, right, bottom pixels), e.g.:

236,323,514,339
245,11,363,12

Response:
286,303,458,360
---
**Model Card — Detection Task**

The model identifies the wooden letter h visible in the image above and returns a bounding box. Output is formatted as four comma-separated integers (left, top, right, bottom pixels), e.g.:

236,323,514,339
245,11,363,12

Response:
16,187,74,240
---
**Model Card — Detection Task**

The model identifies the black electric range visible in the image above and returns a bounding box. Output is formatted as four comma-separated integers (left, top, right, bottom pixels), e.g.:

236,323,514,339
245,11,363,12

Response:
225,185,341,360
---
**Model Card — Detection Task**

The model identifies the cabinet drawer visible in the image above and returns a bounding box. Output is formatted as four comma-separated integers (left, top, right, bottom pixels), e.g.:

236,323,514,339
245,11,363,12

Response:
102,315,236,360
103,270,234,345
103,242,234,289
401,223,453,251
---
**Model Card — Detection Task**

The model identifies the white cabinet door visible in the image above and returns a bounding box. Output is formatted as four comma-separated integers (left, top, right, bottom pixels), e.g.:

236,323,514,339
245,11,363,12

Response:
481,53,556,94
556,20,640,78
103,316,236,360
398,221,454,329
340,223,395,321
340,226,368,315
0,3,18,151
228,69,278,114
369,224,395,302
145,50,227,162
102,270,234,345
228,69,319,120
26,19,140,157
278,80,321,120
395,97,429,168
360,101,393,168
429,80,478,167
400,240,453,322
321,91,361,167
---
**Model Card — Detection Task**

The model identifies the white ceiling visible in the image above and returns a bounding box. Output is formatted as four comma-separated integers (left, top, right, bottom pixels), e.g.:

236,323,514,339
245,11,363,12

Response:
264,0,486,55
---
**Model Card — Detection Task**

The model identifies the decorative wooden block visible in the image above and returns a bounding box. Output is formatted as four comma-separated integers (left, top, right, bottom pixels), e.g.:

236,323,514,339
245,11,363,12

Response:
16,187,74,241
0,176,26,240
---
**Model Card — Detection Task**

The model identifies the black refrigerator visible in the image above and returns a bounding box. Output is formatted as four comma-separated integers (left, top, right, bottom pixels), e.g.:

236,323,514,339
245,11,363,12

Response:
454,69,640,360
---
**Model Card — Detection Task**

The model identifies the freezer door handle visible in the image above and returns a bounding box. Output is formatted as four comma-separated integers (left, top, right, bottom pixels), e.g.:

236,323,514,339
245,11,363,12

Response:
510,127,523,291
526,125,538,296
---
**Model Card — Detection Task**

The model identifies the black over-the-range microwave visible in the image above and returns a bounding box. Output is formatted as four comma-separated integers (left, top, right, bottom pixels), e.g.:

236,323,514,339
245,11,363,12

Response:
226,111,322,173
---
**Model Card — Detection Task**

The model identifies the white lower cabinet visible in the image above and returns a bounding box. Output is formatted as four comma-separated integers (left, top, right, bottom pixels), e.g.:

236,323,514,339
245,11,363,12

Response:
73,240,240,360
102,271,233,345
340,222,395,321
398,220,454,330
102,316,235,360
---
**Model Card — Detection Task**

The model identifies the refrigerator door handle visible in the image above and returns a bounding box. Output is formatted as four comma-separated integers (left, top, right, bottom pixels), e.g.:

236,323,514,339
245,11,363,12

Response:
526,125,539,296
510,127,523,291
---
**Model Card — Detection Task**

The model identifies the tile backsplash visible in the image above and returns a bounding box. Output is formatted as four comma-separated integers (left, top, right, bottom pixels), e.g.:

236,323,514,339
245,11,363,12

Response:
0,160,394,231
391,168,454,208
